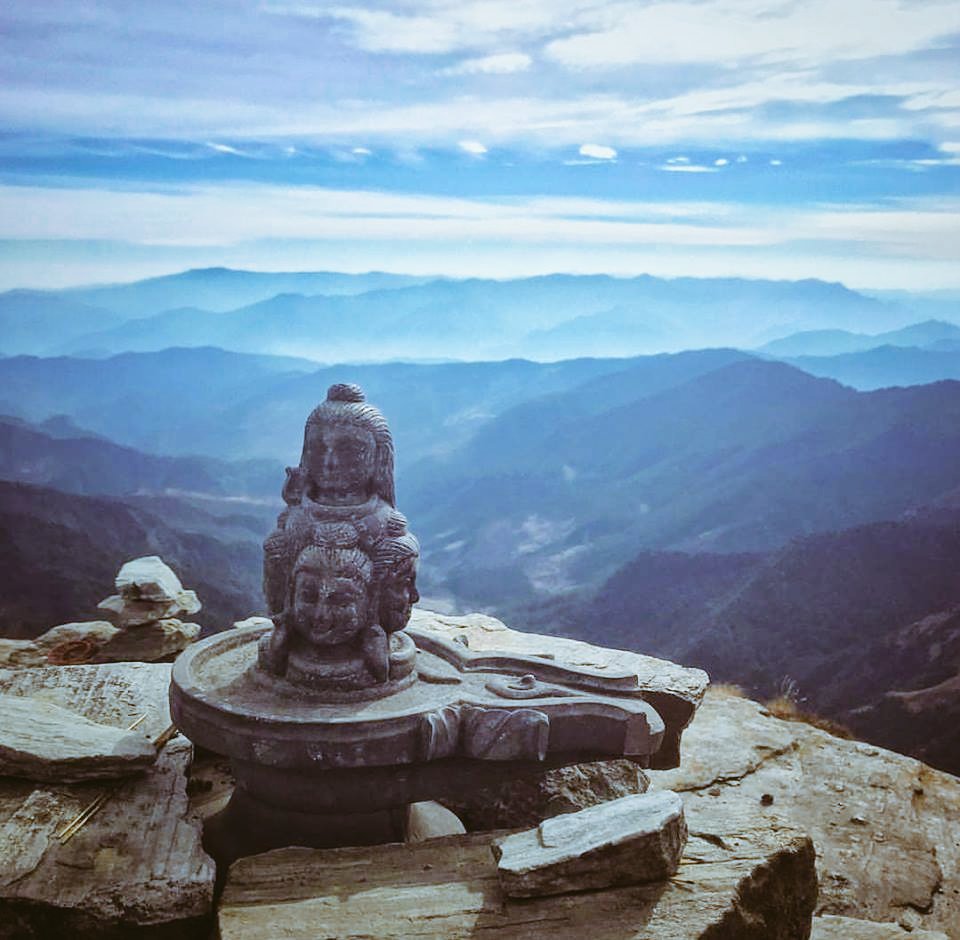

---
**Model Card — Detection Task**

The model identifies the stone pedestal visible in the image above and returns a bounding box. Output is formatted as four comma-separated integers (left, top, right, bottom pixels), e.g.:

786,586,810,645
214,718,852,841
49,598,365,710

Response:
170,618,670,863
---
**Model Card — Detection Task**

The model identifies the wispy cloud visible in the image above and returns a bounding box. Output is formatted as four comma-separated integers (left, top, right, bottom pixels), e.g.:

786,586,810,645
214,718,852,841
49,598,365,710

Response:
443,52,532,75
545,0,960,69
579,143,616,160
2,182,957,288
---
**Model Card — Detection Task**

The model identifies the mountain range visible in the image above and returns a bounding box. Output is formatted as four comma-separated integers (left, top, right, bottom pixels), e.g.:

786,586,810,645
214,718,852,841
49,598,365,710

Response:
5,268,948,360
759,318,960,357
2,265,960,776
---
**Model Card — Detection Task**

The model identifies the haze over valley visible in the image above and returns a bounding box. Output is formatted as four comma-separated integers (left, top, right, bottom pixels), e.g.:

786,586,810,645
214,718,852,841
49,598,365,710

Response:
2,266,960,776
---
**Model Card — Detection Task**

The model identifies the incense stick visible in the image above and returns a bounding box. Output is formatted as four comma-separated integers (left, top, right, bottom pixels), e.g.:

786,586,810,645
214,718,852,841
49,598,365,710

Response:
57,716,179,844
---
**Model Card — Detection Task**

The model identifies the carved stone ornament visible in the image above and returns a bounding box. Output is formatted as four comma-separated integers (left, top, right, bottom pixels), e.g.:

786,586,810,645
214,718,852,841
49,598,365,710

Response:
169,384,682,864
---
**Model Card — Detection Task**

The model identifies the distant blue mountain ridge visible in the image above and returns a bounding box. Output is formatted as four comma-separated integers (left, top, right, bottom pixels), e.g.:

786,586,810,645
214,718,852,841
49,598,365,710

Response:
3,268,952,361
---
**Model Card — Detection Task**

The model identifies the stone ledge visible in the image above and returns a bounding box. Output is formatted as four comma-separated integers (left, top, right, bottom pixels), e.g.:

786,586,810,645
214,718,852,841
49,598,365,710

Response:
648,688,960,936
218,796,816,939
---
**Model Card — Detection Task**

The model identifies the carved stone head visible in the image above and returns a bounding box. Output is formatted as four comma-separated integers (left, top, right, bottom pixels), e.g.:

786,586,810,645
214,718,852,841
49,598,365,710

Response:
374,532,421,634
288,544,373,648
300,384,395,507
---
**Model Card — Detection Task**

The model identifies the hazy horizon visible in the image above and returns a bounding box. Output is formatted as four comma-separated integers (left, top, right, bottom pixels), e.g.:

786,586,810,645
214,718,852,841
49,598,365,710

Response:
1,1,958,291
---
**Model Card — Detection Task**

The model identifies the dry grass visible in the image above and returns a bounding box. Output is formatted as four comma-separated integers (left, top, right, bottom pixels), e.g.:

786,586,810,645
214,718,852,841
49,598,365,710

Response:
764,695,855,740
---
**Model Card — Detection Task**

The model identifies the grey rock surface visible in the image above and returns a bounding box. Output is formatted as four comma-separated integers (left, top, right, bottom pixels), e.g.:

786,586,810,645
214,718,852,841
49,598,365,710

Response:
811,914,949,938
443,758,649,830
217,794,816,939
494,789,687,898
0,693,156,783
0,617,197,667
0,662,214,938
115,555,185,602
648,687,960,936
97,618,200,662
0,621,119,667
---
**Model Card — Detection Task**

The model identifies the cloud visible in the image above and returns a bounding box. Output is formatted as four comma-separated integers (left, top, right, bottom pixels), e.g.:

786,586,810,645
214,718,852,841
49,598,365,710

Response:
544,0,960,70
444,52,531,75
1,2,957,151
579,143,617,160
458,140,488,155
2,182,958,290
714,158,729,166
660,163,716,172
4,178,953,262
206,142,245,156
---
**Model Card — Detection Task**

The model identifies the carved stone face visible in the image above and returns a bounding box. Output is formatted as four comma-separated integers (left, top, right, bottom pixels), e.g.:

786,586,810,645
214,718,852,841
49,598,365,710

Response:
379,559,420,633
290,569,368,646
304,423,377,504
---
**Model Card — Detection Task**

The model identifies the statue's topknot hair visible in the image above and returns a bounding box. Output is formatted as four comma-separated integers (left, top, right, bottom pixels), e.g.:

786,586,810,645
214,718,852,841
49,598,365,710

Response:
327,383,365,403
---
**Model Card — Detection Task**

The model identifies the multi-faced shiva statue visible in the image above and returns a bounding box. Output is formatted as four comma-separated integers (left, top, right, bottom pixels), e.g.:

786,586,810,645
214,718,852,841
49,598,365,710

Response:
259,384,418,696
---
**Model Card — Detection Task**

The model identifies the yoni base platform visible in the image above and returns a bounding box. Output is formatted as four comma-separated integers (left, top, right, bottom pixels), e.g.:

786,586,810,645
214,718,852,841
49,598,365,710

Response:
171,621,667,863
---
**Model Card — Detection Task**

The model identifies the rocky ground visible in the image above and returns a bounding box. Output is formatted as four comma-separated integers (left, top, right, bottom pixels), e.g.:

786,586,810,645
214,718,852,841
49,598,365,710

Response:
1,605,958,937
650,686,960,938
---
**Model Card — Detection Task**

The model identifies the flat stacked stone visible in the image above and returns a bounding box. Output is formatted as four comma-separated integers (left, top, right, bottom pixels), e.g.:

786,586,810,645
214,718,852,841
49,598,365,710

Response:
0,693,157,783
493,790,687,898
95,555,201,662
0,662,214,938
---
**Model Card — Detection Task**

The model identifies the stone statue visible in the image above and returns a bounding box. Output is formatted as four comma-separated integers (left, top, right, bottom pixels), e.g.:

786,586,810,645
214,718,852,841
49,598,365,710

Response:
258,383,418,695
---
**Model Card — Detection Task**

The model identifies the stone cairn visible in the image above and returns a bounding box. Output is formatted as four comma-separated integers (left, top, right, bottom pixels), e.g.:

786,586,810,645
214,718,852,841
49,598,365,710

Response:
0,555,201,667
93,556,201,663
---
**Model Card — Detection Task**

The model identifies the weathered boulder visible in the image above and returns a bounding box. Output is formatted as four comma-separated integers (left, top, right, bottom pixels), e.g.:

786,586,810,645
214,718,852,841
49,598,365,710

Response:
114,555,185,603
0,617,197,667
648,688,960,936
0,621,120,667
494,790,687,898
410,609,708,769
217,795,816,939
0,693,156,783
0,663,215,938
442,758,649,830
96,618,200,663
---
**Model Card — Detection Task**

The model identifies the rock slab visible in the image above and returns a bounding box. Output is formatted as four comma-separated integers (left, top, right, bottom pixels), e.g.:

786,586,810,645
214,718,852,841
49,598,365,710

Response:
494,790,687,898
0,693,156,783
811,915,949,939
0,663,214,938
648,687,960,936
217,796,816,939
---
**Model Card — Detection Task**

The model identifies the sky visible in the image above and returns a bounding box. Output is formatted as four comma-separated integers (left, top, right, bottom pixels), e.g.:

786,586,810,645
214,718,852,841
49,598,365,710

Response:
1,0,959,290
